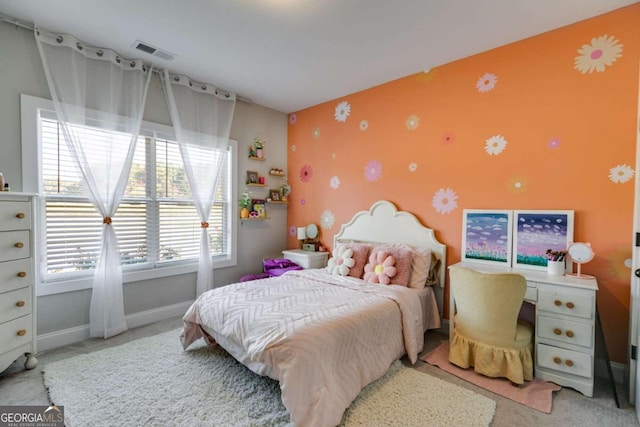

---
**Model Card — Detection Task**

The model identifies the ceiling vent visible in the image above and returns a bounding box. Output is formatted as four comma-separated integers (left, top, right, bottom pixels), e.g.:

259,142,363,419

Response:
132,40,176,61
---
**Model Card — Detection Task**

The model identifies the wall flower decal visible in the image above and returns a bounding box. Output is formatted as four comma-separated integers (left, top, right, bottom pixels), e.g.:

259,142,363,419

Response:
432,188,458,214
574,35,623,74
364,160,383,182
405,114,420,130
289,113,297,125
476,73,497,93
416,67,438,83
485,135,508,155
300,164,313,183
289,226,297,236
507,176,528,193
360,120,369,131
334,101,351,122
312,127,320,139
442,132,455,144
408,162,418,172
547,138,561,149
609,164,634,184
320,209,335,229
330,176,340,189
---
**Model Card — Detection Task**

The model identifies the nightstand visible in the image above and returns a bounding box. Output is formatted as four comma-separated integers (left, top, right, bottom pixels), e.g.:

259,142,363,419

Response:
282,249,329,269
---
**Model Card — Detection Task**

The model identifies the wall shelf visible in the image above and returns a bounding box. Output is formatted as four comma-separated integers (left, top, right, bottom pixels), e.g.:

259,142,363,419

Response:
248,156,266,161
247,183,267,187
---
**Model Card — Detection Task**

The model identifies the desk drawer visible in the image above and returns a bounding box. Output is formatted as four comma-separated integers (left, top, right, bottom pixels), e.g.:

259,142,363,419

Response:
0,230,30,262
537,343,592,379
0,258,33,294
538,288,594,320
537,315,593,348
0,314,33,354
0,286,32,324
524,287,537,303
0,201,31,232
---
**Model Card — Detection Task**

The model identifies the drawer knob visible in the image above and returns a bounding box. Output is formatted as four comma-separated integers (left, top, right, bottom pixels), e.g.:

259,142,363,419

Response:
15,242,24,248
553,328,562,335
554,300,562,306
566,330,574,338
16,300,26,307
553,357,562,364
565,359,574,367
566,302,575,309
17,329,27,336
17,271,27,278
16,212,26,219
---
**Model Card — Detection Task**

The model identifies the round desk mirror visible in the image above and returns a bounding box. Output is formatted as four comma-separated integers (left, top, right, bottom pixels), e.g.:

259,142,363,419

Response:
305,223,318,240
566,242,594,278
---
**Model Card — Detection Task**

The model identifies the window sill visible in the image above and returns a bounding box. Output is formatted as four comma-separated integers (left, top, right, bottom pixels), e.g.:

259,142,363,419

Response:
36,256,236,296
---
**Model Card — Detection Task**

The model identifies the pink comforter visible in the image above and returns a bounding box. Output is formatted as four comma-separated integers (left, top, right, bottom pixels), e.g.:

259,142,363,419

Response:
180,269,424,427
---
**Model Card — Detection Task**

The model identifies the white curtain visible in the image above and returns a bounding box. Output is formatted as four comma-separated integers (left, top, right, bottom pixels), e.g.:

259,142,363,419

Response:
35,28,152,338
162,70,236,296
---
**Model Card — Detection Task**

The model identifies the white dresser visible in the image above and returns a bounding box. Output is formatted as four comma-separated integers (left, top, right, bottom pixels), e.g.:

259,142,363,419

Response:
282,249,329,269
0,193,37,372
449,262,598,397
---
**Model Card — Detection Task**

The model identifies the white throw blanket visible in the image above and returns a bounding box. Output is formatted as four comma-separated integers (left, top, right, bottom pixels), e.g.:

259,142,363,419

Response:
181,270,424,427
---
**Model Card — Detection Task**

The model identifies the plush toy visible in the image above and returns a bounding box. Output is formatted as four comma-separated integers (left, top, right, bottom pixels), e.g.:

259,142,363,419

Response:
326,246,355,276
363,251,397,285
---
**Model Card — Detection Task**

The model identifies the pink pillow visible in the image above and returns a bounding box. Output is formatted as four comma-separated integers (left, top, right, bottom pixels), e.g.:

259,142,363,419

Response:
372,245,412,286
337,243,372,278
363,251,397,285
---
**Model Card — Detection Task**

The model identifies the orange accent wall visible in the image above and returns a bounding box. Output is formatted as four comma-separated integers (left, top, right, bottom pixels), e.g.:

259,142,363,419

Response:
287,4,640,363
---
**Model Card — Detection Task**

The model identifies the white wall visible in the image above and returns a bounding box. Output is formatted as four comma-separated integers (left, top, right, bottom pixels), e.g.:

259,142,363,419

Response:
0,21,288,340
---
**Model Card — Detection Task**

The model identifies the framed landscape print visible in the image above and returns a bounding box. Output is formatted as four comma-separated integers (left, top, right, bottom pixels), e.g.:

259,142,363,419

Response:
461,209,513,266
512,210,574,270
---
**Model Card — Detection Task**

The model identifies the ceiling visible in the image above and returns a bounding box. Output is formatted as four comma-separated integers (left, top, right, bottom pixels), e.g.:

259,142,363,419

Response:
0,0,637,113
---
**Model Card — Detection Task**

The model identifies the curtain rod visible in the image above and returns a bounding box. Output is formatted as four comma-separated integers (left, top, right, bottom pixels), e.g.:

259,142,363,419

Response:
0,14,252,105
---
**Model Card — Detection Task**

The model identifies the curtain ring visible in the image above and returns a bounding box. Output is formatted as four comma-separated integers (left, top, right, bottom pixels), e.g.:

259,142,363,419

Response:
115,56,121,64
96,49,104,57
130,61,136,68
201,221,209,228
103,216,112,225
201,85,207,91
56,35,63,43
76,42,83,51
173,76,180,82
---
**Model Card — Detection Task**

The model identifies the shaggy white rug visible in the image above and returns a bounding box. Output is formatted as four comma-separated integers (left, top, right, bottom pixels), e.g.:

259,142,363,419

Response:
43,329,496,426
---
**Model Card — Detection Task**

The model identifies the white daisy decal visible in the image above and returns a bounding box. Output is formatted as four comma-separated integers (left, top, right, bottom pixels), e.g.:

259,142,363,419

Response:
334,101,351,122
574,35,623,74
312,127,320,139
408,162,418,172
476,73,498,93
320,209,335,229
609,164,634,184
291,145,296,152
485,135,508,156
405,114,420,131
360,120,369,131
329,176,340,189
432,188,458,215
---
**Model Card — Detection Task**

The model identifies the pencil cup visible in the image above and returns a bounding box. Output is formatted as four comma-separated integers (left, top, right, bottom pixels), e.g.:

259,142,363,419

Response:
547,260,565,276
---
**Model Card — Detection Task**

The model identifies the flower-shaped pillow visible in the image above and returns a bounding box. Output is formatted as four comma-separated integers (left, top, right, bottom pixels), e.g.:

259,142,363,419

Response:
363,251,397,285
326,246,356,276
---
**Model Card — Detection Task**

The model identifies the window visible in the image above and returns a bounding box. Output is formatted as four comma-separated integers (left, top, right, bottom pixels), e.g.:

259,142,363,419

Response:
21,95,237,294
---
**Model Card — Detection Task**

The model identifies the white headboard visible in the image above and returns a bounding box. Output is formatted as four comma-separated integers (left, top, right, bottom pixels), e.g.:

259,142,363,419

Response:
333,200,447,312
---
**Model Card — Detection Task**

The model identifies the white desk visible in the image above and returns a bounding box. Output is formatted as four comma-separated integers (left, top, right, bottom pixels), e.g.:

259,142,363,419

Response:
449,261,599,397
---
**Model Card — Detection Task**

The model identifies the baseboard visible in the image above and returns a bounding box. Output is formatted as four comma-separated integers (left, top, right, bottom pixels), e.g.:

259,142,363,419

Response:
37,300,194,353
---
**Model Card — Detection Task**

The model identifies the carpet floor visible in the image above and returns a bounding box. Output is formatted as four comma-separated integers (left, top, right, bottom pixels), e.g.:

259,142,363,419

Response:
43,329,496,427
423,341,561,413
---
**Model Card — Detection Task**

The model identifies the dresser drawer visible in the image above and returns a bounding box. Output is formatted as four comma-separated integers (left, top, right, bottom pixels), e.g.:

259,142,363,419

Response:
0,201,31,232
0,287,32,324
537,343,592,378
537,288,594,320
0,230,30,262
537,315,593,348
524,286,537,303
0,258,33,294
0,315,33,354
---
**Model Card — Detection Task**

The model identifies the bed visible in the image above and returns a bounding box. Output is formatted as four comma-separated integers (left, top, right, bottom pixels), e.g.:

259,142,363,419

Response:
180,200,446,427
